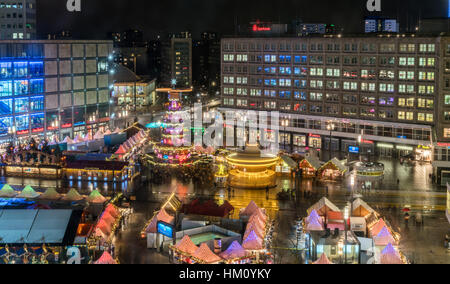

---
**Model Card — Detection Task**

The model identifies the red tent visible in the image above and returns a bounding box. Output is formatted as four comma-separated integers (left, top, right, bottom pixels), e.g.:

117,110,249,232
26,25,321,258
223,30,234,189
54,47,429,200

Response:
313,253,333,264
115,145,128,155
174,235,198,255
192,243,222,264
94,251,117,264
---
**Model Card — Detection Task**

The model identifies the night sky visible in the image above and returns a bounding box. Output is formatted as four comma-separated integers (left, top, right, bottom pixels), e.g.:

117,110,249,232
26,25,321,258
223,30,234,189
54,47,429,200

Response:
37,0,449,39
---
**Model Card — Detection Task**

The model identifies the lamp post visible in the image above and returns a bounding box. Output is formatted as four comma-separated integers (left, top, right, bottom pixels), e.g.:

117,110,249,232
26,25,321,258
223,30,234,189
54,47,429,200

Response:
282,118,289,152
357,134,363,162
327,123,336,161
343,203,350,264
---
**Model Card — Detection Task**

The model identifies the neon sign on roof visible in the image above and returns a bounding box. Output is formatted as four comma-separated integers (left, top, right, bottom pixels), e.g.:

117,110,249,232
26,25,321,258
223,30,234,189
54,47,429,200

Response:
252,24,271,32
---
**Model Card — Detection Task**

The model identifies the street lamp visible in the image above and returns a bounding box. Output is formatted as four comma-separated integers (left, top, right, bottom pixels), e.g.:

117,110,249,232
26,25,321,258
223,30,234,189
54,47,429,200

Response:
358,130,363,162
343,203,350,264
282,118,289,151
327,123,336,160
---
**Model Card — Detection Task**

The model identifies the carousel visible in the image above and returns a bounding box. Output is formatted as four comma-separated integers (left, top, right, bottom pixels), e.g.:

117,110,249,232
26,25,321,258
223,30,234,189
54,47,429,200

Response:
226,144,280,189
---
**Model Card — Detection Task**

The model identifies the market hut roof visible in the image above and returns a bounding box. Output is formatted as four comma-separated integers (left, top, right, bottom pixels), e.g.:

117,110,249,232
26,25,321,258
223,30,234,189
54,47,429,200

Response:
370,218,389,237
174,235,198,255
380,243,403,264
220,241,249,260
17,185,40,199
87,190,107,204
242,230,264,251
145,208,175,233
0,184,17,198
63,136,74,144
115,145,128,155
39,188,61,200
352,198,376,218
94,251,117,264
244,222,265,240
319,158,348,173
306,217,324,231
300,156,322,170
307,197,340,216
306,210,322,224
248,213,266,230
62,189,84,202
105,204,120,219
192,243,222,264
313,253,333,264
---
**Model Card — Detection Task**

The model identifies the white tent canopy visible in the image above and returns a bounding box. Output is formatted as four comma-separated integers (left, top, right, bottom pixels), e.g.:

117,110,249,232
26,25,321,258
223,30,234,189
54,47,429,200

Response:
307,197,340,216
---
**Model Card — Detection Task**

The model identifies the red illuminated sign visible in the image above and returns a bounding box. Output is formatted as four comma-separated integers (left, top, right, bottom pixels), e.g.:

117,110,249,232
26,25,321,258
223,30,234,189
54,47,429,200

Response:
252,24,271,32
309,134,321,138
17,130,29,135
32,128,44,133
47,126,58,131
61,123,73,128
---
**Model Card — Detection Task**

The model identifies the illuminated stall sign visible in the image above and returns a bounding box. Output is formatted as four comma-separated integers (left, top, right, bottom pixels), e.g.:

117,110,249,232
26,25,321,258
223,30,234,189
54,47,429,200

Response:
157,221,174,238
349,146,360,154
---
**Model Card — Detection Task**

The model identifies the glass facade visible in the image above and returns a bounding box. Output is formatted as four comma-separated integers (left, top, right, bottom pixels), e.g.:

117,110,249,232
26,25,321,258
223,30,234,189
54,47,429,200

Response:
0,59,44,137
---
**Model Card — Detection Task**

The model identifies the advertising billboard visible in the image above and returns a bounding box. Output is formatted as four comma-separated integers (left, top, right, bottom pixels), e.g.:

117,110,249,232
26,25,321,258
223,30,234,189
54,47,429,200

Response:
157,221,174,238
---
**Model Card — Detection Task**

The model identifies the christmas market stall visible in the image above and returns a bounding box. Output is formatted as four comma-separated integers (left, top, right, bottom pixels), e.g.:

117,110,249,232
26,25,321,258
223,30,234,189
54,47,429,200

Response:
88,204,123,251
93,251,118,264
307,197,341,218
352,198,377,218
313,253,334,264
299,156,322,178
219,241,253,264
380,243,406,264
0,184,17,198
318,158,348,180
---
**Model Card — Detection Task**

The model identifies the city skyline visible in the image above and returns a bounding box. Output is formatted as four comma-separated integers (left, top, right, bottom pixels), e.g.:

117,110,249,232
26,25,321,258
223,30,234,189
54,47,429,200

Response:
38,0,449,40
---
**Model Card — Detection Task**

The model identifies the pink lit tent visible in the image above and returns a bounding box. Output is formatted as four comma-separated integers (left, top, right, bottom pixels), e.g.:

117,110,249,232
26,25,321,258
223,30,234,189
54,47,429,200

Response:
113,128,121,134
84,133,93,142
380,243,403,264
105,204,120,219
100,211,116,227
96,219,112,236
192,243,222,264
306,217,324,231
248,214,266,230
306,209,321,224
240,201,261,218
94,251,117,264
254,207,268,222
370,218,390,237
145,208,175,234
74,134,85,144
220,241,249,260
104,129,112,136
244,222,265,240
174,235,198,255
242,230,264,251
63,136,74,144
115,145,128,155
313,253,333,264
94,130,104,140
373,226,396,247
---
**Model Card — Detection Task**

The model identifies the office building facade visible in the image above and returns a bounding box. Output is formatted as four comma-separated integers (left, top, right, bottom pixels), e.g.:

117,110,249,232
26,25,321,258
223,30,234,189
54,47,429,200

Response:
162,36,192,88
0,0,36,40
219,35,450,182
0,40,113,145
365,18,399,33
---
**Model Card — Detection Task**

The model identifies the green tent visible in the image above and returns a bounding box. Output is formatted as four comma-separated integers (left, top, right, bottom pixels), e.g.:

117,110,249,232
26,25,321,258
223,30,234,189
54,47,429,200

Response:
87,190,107,204
62,189,84,201
39,188,62,200
17,185,40,199
0,184,17,198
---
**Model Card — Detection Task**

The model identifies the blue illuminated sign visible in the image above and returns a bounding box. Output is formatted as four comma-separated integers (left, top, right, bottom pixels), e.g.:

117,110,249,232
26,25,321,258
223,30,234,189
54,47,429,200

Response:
157,221,174,238
349,146,360,154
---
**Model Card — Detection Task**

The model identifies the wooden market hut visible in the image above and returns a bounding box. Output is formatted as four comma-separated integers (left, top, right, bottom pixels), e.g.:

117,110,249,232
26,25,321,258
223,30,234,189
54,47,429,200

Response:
299,156,322,178
318,158,348,180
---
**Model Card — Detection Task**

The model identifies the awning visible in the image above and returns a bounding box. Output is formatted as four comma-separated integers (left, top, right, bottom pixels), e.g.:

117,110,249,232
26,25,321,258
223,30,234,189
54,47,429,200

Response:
281,155,297,168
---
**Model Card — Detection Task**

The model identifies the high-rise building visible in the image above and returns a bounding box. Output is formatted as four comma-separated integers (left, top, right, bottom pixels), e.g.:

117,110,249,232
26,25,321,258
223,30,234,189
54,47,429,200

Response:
0,0,36,40
0,40,113,145
220,35,450,184
193,32,221,94
161,34,192,88
365,18,399,33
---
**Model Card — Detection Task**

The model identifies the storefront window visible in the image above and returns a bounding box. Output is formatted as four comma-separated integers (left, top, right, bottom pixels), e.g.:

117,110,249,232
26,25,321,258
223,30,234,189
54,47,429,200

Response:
13,62,28,77
29,61,44,76
60,108,73,128
46,111,59,131
14,80,28,95
31,113,44,132
15,97,29,113
293,135,306,147
0,62,12,78
15,114,29,132
73,107,86,126
0,98,13,115
0,80,12,97
0,116,13,136
30,96,44,112
29,79,44,94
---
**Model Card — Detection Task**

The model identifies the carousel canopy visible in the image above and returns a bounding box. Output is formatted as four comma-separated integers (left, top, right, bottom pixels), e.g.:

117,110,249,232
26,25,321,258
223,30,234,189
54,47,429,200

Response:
94,251,117,264
38,188,61,200
380,243,403,264
87,190,107,204
242,230,263,251
62,189,84,202
220,241,249,260
17,185,40,199
352,198,376,218
307,197,340,216
174,235,198,255
0,184,17,198
313,253,333,264
192,243,222,264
